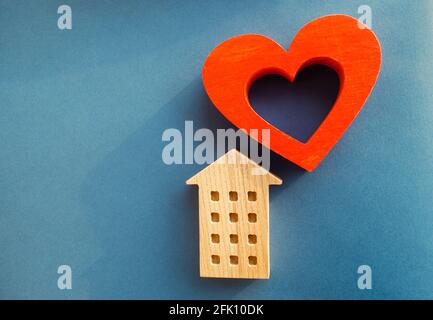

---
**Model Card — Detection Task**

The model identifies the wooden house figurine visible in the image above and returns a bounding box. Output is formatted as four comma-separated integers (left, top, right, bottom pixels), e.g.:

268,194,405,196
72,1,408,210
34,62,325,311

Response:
186,149,282,279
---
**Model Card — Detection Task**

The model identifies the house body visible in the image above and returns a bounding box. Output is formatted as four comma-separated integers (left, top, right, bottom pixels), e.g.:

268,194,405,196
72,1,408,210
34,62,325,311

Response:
186,149,282,279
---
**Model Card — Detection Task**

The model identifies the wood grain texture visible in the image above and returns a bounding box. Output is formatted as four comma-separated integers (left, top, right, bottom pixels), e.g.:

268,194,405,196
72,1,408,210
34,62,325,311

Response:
202,15,382,171
186,149,282,279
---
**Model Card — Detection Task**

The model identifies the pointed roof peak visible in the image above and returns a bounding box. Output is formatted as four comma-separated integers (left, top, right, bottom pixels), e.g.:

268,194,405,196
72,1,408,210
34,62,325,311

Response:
186,149,282,186
214,148,255,165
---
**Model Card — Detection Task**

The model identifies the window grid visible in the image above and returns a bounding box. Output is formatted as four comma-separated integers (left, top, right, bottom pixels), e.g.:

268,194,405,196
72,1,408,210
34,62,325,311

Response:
207,190,259,267
208,209,258,267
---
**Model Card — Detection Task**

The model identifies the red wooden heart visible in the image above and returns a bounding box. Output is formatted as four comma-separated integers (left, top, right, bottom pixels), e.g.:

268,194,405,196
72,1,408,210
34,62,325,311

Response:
202,15,381,171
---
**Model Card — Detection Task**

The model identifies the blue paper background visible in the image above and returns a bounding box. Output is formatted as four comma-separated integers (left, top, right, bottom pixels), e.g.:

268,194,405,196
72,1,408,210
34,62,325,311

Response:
1,0,433,299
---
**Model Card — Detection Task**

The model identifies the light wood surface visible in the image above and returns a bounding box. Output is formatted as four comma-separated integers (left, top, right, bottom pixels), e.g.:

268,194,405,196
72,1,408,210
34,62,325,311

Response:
187,149,282,279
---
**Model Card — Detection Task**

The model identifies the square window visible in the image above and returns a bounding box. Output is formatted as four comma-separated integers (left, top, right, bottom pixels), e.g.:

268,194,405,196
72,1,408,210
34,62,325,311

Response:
229,191,238,201
248,191,257,201
211,234,220,243
230,256,239,265
248,234,257,244
211,255,220,264
229,212,238,222
248,213,257,223
211,191,219,201
230,234,238,244
248,256,257,265
211,212,219,222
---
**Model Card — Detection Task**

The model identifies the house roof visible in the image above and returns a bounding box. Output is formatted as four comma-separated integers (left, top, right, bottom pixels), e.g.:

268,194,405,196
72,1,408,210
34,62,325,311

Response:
186,149,282,186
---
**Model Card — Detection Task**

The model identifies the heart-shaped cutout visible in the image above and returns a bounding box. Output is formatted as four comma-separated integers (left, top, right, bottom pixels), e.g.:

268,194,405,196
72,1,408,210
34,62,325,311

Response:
249,66,340,143
202,15,381,171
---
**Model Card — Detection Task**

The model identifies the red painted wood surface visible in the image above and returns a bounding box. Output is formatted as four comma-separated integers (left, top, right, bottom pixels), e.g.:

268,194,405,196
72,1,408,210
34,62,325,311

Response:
202,15,382,171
